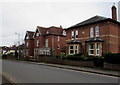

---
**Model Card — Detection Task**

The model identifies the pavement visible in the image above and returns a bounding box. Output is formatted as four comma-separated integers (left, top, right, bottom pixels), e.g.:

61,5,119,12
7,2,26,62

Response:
10,59,120,77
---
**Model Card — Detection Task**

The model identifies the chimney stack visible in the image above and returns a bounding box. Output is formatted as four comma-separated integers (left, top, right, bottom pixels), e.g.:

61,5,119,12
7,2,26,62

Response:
112,5,117,21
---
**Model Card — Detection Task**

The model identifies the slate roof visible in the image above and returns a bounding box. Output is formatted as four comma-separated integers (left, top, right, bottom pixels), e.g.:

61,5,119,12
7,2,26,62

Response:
67,15,120,29
85,38,104,43
36,26,63,36
25,31,34,40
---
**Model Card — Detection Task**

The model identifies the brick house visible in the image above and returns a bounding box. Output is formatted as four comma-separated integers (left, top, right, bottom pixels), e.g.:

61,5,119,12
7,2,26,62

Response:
34,26,66,57
65,5,120,56
24,31,35,57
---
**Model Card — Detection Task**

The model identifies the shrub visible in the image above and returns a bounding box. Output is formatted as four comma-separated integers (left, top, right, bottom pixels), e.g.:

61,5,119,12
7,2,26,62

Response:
104,53,120,64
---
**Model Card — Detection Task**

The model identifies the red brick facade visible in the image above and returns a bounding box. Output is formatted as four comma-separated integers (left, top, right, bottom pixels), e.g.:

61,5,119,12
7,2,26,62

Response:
24,31,34,57
34,26,66,57
65,17,120,56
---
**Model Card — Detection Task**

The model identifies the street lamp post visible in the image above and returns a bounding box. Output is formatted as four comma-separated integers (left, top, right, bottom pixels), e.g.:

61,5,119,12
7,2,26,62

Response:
15,33,20,60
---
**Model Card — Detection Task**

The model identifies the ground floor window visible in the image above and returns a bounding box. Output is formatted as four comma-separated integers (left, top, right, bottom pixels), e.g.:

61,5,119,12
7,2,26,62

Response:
88,43,101,56
69,45,79,55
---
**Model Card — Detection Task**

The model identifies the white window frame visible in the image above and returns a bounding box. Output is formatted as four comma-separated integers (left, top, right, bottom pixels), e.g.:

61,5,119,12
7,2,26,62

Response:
26,42,29,47
63,30,66,36
74,45,79,54
36,40,39,46
71,31,74,40
96,43,100,56
26,36,29,39
69,45,79,55
89,44,94,56
95,26,100,37
58,43,60,49
45,39,48,47
36,32,39,37
75,30,78,39
58,36,60,42
90,27,94,38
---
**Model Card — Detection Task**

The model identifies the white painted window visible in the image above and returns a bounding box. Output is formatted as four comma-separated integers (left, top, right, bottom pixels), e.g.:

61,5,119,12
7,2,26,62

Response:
45,39,48,47
69,45,79,55
69,45,74,54
63,30,66,36
58,43,60,49
75,30,78,39
26,42,29,47
36,32,39,36
26,36,29,39
95,26,100,37
46,31,49,34
89,44,94,55
58,36,60,42
90,27,94,37
36,40,39,46
71,31,74,40
96,43,100,56
74,45,79,54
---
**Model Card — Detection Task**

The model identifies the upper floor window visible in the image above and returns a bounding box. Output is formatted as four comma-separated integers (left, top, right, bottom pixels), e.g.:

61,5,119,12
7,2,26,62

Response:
75,30,78,39
95,26,100,37
36,40,39,46
58,36,60,42
63,30,66,36
45,39,48,47
46,31,49,34
71,31,74,40
90,27,94,38
26,42,29,47
58,43,60,49
36,32,39,37
26,36,29,39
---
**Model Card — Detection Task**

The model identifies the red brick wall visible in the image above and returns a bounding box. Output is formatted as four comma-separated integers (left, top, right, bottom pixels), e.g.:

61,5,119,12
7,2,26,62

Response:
66,20,120,55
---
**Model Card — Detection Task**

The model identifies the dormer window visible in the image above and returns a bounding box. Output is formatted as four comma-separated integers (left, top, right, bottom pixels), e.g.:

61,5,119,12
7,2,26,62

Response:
46,31,49,34
26,36,29,39
63,30,66,36
36,32,39,36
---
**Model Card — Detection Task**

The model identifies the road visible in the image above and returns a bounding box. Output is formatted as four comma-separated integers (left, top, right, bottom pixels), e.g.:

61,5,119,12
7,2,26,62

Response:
2,60,118,83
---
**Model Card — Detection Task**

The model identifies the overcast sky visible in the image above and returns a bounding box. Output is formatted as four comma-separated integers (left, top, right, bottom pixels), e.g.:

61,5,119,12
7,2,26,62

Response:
0,0,119,47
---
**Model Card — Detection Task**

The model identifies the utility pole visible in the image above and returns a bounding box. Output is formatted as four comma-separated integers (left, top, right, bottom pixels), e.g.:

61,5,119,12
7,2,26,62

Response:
15,33,20,60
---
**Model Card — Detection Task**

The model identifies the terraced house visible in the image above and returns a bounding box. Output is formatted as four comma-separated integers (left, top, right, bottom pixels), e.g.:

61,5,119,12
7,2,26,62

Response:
34,26,66,57
65,5,120,56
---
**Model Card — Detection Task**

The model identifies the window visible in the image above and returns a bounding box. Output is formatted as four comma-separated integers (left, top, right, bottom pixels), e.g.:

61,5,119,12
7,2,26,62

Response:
46,31,49,34
26,42,29,47
69,45,74,54
75,30,78,39
58,36,60,42
89,44,94,55
26,36,29,39
95,26,100,37
90,27,94,37
63,30,66,36
96,43,100,56
36,32,39,36
45,39,48,47
71,31,74,40
69,45,79,55
36,40,39,46
58,43,60,49
74,45,79,54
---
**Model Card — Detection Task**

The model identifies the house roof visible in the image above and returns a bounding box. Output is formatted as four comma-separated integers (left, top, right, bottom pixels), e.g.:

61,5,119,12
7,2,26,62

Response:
85,38,104,43
25,31,34,40
66,15,120,30
67,40,82,44
35,26,64,36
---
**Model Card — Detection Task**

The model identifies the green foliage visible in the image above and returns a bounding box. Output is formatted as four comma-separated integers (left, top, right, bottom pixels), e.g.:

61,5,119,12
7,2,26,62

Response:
104,53,120,64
